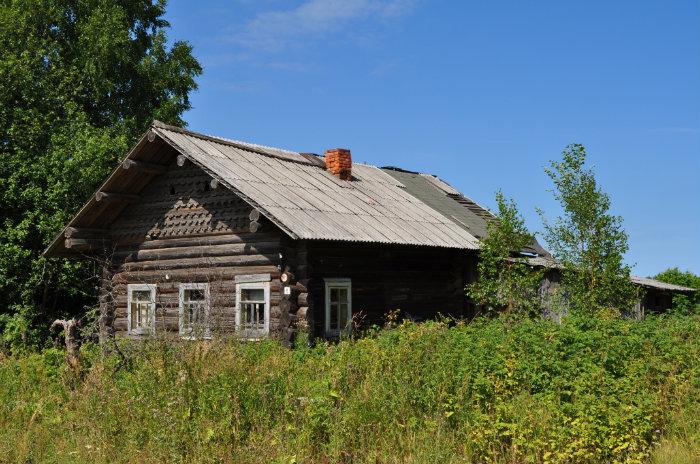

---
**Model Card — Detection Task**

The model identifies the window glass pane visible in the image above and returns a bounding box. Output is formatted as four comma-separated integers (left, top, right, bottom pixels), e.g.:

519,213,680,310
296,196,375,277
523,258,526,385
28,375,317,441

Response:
326,282,350,334
243,304,250,325
133,290,151,303
241,288,264,302
339,303,349,329
130,288,154,332
185,303,204,324
139,303,148,325
181,286,209,336
131,301,149,329
242,302,264,330
183,303,192,327
330,302,338,329
330,288,339,303
238,285,267,335
194,304,204,324
184,289,205,302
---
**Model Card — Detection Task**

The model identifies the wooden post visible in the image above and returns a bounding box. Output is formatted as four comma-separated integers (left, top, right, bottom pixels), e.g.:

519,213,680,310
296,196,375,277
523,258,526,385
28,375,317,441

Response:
281,270,296,285
298,292,309,307
65,238,111,251
121,159,168,174
95,191,140,203
51,319,81,370
64,227,110,238
98,262,116,351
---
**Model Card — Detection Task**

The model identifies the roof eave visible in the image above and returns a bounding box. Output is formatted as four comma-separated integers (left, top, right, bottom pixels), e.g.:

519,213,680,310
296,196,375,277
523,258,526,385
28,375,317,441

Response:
43,128,155,258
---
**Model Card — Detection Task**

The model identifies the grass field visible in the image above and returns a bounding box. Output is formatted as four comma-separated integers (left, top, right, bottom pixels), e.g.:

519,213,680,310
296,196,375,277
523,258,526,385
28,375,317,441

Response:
1,315,699,463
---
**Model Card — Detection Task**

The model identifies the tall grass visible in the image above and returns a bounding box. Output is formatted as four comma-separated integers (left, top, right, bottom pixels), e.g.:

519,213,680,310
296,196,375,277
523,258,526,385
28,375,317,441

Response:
0,315,699,463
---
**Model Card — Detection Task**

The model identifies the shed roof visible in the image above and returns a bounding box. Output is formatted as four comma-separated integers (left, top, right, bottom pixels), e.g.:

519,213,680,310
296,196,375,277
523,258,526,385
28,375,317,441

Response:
630,276,696,293
521,257,696,293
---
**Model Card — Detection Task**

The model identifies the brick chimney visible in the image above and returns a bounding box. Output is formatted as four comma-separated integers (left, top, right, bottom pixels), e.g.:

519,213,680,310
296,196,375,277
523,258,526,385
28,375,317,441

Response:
324,148,352,180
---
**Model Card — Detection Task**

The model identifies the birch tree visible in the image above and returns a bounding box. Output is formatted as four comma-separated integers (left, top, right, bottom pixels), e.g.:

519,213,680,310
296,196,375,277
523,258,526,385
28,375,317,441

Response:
538,144,638,315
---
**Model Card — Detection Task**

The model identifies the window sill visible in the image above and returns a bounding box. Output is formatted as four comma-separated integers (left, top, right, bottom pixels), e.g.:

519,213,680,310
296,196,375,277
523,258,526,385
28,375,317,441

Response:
236,331,269,341
128,329,153,336
179,334,212,341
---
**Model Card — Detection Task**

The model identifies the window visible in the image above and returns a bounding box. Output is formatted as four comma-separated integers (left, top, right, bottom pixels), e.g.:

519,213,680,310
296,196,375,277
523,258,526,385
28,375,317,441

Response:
325,278,352,337
127,284,156,335
235,280,270,338
179,283,210,339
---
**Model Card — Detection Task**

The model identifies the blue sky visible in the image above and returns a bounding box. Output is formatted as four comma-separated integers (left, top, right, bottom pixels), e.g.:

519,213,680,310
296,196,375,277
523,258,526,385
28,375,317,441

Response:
165,0,700,277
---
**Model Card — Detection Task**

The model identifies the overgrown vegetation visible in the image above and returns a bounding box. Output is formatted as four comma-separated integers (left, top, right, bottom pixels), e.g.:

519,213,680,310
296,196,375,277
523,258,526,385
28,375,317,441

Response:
0,0,202,349
1,315,698,464
654,268,700,314
467,191,543,315
538,144,639,316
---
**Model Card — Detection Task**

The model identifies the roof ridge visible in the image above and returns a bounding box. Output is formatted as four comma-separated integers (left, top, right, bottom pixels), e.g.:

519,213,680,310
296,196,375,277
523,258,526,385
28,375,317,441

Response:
152,121,437,176
151,120,311,165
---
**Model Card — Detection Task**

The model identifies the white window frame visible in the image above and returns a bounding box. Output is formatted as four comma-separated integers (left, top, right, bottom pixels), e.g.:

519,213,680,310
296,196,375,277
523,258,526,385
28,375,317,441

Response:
235,281,270,339
127,283,156,336
324,278,352,337
178,283,211,339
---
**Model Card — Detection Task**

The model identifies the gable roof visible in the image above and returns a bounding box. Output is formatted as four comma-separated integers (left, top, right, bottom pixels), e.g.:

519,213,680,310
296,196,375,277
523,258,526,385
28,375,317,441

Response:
43,122,696,297
154,122,480,249
45,121,481,256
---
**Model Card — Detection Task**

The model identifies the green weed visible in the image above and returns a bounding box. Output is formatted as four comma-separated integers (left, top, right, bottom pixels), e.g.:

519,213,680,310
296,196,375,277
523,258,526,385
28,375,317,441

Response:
0,315,698,463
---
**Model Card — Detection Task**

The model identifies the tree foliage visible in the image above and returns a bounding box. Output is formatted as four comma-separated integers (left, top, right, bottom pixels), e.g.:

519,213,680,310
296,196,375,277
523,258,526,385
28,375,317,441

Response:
467,191,543,315
538,144,638,315
0,0,202,349
653,268,700,314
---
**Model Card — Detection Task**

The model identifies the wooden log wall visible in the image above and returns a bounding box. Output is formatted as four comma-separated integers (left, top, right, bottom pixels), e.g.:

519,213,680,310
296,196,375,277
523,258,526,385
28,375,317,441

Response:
273,238,305,346
300,241,475,338
104,159,285,338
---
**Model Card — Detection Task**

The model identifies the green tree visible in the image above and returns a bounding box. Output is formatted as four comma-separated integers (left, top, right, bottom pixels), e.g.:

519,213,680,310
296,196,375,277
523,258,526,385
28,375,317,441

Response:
653,268,700,314
538,144,638,316
467,191,543,315
0,0,202,349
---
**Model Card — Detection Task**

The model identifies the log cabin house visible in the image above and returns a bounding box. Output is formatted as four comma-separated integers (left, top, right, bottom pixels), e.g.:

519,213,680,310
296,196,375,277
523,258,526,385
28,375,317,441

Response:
44,121,695,344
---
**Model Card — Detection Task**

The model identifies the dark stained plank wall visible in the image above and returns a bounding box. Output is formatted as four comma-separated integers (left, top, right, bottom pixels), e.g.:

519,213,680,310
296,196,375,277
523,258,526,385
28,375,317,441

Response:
300,241,476,338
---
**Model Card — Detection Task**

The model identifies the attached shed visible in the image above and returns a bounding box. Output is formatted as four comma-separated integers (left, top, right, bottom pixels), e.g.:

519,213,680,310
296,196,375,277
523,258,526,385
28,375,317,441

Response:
629,276,696,317
45,121,495,344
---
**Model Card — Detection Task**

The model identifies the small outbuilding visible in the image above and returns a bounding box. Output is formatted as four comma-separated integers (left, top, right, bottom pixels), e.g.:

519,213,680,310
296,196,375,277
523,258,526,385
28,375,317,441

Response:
629,276,696,318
